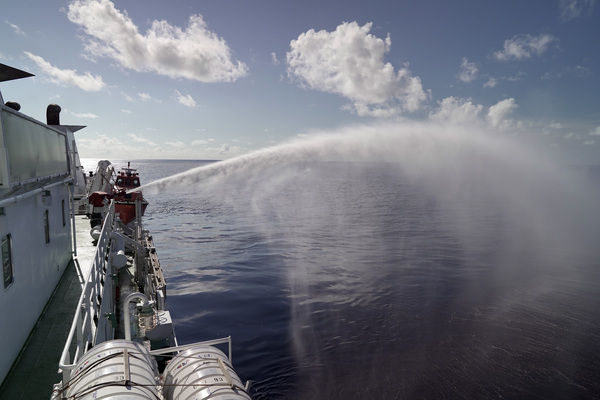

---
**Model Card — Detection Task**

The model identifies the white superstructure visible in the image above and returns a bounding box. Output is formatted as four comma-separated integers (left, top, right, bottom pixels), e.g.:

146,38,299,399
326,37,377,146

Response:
0,67,84,383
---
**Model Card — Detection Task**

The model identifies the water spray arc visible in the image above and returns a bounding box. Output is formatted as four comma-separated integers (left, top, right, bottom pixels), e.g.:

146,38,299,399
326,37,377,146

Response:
137,120,600,399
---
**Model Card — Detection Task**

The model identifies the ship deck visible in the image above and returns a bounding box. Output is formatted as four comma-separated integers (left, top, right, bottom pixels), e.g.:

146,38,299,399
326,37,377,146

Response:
0,215,97,399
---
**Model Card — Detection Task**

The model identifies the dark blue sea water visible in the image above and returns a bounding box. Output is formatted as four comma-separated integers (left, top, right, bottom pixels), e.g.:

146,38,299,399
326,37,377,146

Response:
83,158,600,399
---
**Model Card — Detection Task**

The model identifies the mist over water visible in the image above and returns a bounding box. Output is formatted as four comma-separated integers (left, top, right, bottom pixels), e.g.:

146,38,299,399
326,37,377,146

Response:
129,121,600,399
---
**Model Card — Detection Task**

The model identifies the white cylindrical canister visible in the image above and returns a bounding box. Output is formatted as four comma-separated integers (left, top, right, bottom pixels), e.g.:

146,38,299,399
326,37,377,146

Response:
65,340,159,399
163,345,251,400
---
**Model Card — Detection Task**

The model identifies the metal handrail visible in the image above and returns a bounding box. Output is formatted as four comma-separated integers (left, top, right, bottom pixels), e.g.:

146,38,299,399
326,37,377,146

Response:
149,336,233,363
58,201,116,383
0,176,73,207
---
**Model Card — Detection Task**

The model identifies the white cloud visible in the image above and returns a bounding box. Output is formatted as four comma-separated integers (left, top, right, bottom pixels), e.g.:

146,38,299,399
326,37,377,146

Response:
429,97,483,124
24,51,105,91
271,52,280,65
81,134,122,147
138,92,152,102
484,73,525,87
121,109,132,114
487,98,517,128
589,126,600,136
218,144,241,155
428,96,518,130
493,34,557,61
483,77,498,88
505,71,526,81
78,134,129,157
458,58,478,82
128,133,156,146
572,65,592,77
122,92,134,102
549,122,563,129
68,110,99,119
560,0,596,20
175,90,196,108
541,65,591,80
165,141,185,148
584,140,595,145
191,139,208,146
286,21,427,117
67,0,248,82
345,103,403,118
78,134,241,159
5,20,25,36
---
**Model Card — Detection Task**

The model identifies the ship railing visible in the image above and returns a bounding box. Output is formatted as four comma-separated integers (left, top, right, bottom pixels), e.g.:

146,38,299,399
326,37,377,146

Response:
149,336,233,362
58,201,116,383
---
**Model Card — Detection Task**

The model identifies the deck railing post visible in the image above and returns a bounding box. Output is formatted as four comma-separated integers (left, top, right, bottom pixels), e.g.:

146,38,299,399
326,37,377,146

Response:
76,305,84,350
59,201,117,388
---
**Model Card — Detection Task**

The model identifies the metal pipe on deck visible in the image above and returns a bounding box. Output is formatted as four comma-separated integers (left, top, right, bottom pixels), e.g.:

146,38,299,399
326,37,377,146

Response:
70,184,77,257
123,292,150,341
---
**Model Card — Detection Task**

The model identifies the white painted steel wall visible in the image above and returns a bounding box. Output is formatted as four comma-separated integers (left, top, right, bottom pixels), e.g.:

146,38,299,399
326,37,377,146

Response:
0,182,72,383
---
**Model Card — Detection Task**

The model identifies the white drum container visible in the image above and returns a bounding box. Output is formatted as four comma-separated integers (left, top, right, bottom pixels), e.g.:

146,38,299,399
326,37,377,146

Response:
65,340,159,399
163,345,251,400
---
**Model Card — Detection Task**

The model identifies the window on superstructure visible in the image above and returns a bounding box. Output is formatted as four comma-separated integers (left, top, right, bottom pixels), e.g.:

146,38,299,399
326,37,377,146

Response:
62,199,66,227
44,209,50,244
2,234,13,288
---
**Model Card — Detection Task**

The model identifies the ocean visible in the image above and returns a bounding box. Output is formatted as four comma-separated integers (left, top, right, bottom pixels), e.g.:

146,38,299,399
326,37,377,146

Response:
82,145,600,399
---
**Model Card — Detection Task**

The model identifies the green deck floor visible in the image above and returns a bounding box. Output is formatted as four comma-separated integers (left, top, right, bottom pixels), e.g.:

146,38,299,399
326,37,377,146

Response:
0,215,97,399
0,260,81,399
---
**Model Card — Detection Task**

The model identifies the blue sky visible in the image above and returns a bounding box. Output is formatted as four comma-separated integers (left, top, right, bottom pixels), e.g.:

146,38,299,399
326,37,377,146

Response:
1,0,599,162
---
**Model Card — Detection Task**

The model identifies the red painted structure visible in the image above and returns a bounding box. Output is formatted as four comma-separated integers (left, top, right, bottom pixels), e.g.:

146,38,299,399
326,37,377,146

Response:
88,162,148,225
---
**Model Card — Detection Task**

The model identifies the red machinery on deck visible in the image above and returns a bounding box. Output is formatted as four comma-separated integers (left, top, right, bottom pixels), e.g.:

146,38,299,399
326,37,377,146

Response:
88,162,148,226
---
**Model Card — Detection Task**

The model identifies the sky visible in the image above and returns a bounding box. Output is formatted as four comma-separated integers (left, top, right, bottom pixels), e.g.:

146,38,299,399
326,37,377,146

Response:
0,0,599,163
